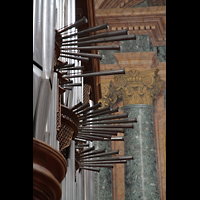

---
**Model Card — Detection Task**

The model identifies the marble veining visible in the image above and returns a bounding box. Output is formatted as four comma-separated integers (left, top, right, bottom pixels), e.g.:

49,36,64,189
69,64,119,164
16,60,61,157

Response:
94,141,112,200
99,35,166,65
121,104,160,200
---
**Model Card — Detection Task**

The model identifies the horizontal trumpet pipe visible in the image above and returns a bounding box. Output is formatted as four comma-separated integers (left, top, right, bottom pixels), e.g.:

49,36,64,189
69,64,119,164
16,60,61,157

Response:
79,163,113,168
78,130,118,135
62,69,125,79
76,102,102,115
56,61,68,67
79,160,127,165
76,149,106,159
74,103,90,113
55,63,75,69
58,16,88,34
75,144,89,147
74,138,87,142
78,106,110,118
76,146,95,156
61,34,136,46
63,83,82,87
104,136,124,141
81,118,137,125
79,150,119,160
78,132,112,139
79,167,100,172
70,102,83,111
80,155,133,163
79,127,124,133
77,107,119,121
60,23,109,40
81,123,134,129
78,113,128,124
60,45,120,51
76,135,105,141
60,51,102,60
59,54,89,62
60,66,84,71
60,29,128,44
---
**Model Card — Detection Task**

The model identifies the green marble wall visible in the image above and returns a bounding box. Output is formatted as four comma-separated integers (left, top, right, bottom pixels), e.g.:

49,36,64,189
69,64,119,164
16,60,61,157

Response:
94,140,112,200
99,35,166,65
121,104,160,200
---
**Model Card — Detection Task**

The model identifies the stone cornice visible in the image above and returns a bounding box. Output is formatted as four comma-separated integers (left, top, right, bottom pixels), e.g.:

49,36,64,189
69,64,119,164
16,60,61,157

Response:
95,6,166,46
99,68,164,106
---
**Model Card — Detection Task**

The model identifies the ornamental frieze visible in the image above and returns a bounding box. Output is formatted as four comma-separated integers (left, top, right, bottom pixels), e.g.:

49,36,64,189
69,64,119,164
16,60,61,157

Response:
99,68,164,107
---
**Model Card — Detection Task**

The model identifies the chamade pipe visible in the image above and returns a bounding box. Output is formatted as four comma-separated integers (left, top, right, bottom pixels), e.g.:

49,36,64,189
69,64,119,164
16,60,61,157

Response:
77,107,120,121
79,127,124,133
80,118,137,125
62,69,125,79
78,130,118,135
73,103,90,113
78,106,111,118
58,16,88,34
55,63,75,69
61,34,136,46
79,167,100,172
70,102,83,111
60,45,120,51
79,164,113,168
60,51,102,60
79,160,127,165
58,23,109,40
78,113,128,124
76,135,105,141
60,66,84,71
82,123,134,129
79,150,119,160
76,149,106,159
76,102,102,115
59,54,89,62
76,146,95,155
60,29,128,44
78,132,112,139
79,155,133,162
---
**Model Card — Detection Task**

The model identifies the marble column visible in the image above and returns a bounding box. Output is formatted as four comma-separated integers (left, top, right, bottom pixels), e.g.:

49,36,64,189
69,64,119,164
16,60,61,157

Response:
121,104,160,200
100,68,164,200
94,140,112,200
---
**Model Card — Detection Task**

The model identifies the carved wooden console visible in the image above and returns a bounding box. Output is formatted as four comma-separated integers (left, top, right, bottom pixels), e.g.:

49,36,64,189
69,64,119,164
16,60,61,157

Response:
33,138,67,200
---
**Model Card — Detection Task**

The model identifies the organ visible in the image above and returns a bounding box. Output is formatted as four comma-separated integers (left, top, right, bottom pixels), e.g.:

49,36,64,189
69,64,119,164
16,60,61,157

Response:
33,0,137,199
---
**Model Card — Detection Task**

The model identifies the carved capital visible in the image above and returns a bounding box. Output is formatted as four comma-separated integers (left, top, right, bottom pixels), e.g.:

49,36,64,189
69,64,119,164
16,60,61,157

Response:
99,68,164,107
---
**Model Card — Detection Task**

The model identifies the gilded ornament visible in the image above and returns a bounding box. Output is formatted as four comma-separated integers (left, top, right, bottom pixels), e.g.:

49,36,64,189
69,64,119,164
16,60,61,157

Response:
99,68,164,107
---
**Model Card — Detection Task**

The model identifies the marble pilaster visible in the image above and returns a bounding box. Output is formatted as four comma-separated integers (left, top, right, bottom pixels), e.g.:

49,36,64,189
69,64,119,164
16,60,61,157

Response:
94,140,112,200
99,68,164,200
121,104,160,200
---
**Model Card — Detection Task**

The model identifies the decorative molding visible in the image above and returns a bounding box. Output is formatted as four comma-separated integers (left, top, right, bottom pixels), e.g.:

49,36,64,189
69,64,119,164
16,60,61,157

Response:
95,6,166,46
147,0,166,7
99,68,164,107
96,0,145,9
94,0,166,10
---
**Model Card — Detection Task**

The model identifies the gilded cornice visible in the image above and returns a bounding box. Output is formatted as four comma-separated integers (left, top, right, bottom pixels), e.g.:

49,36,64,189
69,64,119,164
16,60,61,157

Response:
95,6,166,46
99,68,164,107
